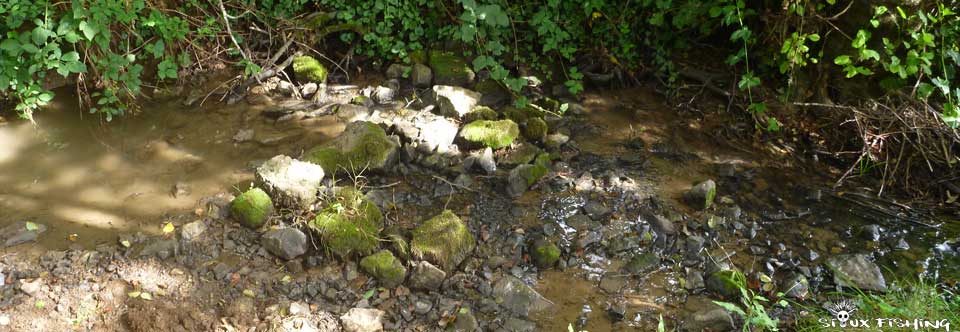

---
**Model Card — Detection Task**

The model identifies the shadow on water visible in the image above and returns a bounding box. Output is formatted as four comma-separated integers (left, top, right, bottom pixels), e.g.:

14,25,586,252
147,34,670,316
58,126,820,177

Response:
0,90,343,254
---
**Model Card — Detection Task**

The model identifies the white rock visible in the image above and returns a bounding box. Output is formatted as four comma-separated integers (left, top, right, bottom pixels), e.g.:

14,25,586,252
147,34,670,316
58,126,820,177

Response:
340,307,384,332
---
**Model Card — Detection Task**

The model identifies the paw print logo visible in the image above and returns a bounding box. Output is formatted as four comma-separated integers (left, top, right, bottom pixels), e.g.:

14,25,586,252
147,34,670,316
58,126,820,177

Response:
827,299,858,327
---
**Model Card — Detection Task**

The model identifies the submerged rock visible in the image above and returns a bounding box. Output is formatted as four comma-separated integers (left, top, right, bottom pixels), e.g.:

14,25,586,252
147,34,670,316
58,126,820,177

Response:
293,55,328,83
308,188,384,258
1,222,47,247
492,275,554,317
305,121,399,174
459,120,519,149
261,228,308,260
230,188,274,229
411,210,475,272
255,155,325,209
684,179,717,210
623,252,661,275
360,250,407,288
681,307,734,332
782,273,810,299
826,254,887,292
431,85,481,118
340,307,384,332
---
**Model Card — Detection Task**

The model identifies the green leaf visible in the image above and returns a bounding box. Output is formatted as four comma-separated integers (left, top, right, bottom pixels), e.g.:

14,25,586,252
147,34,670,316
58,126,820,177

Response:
79,21,98,41
25,221,39,231
0,39,19,53
61,51,80,62
834,55,852,65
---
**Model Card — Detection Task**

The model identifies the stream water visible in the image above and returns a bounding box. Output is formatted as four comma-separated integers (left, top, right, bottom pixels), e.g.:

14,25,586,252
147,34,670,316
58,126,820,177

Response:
1,87,957,331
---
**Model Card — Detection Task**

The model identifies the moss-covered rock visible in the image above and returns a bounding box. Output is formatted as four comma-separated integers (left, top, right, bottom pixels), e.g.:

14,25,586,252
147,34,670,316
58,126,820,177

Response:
293,55,328,83
230,188,274,229
411,210,476,272
458,120,519,149
706,269,745,299
523,117,548,141
498,143,541,167
305,121,399,174
502,105,544,124
360,250,407,288
308,188,384,258
530,239,560,268
463,106,499,123
684,179,717,210
506,163,548,197
428,51,475,86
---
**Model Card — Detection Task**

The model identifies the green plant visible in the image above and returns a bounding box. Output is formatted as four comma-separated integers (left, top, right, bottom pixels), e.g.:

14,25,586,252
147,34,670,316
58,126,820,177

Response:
796,278,960,332
713,273,784,332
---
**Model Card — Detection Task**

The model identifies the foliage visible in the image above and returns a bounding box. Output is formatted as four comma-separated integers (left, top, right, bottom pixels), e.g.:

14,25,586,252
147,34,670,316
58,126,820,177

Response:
713,272,785,332
796,278,960,332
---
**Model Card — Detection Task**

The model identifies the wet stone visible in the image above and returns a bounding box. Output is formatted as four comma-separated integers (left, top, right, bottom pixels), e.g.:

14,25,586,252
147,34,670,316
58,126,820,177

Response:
623,252,660,275
860,224,882,241
492,275,554,317
599,273,627,294
781,273,809,299
826,254,887,292
681,307,734,332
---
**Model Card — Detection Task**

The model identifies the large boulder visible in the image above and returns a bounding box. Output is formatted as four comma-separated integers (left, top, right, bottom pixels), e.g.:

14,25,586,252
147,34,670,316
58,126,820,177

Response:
492,275,554,317
360,250,407,288
340,307,384,332
293,55,328,83
428,51,475,86
458,120,519,149
411,210,475,272
255,155,325,209
308,188,384,258
431,85,481,119
305,121,399,174
230,188,274,229
261,228,308,260
826,254,887,292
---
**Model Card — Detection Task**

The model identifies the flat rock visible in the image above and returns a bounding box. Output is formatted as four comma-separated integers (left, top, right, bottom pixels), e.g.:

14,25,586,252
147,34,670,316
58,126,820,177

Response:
262,228,308,260
492,275,554,317
826,254,887,292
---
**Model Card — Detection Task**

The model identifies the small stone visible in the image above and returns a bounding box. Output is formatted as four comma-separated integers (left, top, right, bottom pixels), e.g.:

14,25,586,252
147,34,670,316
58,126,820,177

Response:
860,224,881,241
385,63,409,79
431,85,481,118
340,307,385,332
706,270,745,299
20,278,42,296
492,275,554,317
782,273,809,299
411,63,433,88
301,83,319,97
450,307,478,332
407,261,446,291
530,239,561,269
623,252,660,275
360,250,408,288
171,182,191,198
261,228,308,260
681,307,734,332
233,129,254,142
544,133,569,150
684,179,717,210
255,155,325,209
180,220,207,241
230,188,274,229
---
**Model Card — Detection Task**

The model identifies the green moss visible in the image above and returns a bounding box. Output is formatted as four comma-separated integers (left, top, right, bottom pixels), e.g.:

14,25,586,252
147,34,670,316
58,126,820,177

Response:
230,188,274,229
308,188,383,259
409,49,427,64
351,95,371,106
293,55,328,83
428,51,475,86
523,117,548,141
458,120,519,149
463,106,499,123
411,210,476,271
502,105,544,124
359,250,407,287
499,143,541,166
531,239,560,268
304,121,398,173
520,163,548,186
